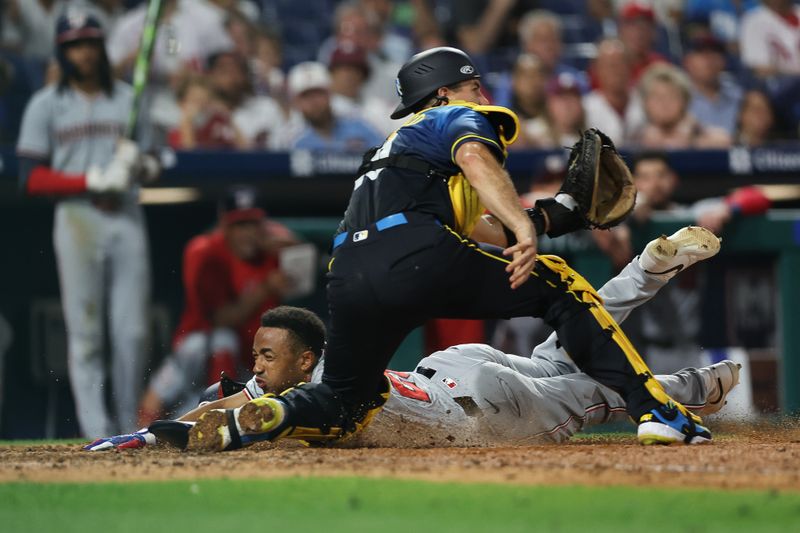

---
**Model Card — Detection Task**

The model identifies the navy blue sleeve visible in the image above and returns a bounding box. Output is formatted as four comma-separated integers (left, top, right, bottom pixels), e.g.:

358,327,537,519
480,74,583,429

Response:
17,156,46,192
443,108,504,165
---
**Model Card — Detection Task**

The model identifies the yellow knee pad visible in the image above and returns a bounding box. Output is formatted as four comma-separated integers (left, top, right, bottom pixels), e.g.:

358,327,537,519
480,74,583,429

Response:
268,376,392,444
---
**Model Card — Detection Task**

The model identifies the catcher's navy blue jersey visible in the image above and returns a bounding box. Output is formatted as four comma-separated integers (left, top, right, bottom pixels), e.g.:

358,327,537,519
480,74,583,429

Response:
339,101,519,235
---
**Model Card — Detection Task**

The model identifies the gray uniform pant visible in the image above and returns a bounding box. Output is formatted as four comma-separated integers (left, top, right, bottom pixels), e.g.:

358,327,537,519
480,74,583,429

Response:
54,200,150,438
418,259,713,443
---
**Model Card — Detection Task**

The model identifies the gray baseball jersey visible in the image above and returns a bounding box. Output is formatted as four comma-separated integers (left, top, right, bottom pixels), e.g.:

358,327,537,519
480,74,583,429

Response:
17,80,150,438
18,82,130,166
242,259,714,445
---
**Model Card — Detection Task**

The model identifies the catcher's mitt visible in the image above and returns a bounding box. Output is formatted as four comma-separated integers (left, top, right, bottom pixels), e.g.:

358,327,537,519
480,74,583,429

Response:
561,128,636,229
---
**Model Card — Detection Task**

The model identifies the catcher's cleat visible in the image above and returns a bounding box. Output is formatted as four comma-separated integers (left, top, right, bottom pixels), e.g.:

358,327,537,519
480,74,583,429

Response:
697,360,741,416
639,226,721,281
237,395,285,433
186,397,287,452
187,410,232,452
638,402,712,445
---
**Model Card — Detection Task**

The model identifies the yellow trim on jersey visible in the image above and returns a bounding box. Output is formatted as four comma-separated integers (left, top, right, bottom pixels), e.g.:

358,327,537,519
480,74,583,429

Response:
448,172,485,236
445,100,520,148
450,134,504,164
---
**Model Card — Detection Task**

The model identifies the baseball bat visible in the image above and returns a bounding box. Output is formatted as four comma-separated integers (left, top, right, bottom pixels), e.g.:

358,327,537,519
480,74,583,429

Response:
125,0,165,140
756,184,800,202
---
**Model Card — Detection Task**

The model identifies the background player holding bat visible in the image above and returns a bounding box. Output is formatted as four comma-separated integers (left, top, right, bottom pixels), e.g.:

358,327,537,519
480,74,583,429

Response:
16,8,160,438
86,224,738,450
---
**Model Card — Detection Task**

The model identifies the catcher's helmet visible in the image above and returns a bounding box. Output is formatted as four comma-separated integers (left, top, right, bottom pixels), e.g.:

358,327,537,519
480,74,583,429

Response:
55,9,105,46
391,47,480,119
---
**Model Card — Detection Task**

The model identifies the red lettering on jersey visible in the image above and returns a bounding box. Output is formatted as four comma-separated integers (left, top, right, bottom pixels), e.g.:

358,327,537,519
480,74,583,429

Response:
385,370,431,403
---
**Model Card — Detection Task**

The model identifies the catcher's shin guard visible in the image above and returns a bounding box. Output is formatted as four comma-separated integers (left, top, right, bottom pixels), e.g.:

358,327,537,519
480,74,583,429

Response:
272,376,391,444
188,377,391,451
537,255,702,424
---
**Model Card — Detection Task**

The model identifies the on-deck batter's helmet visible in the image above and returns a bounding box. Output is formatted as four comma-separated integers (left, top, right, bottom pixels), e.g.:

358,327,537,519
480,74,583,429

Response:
55,9,105,46
390,47,480,119
55,8,113,93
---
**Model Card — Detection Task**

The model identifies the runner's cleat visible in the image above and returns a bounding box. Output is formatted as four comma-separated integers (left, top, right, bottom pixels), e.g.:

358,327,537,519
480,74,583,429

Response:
237,395,285,433
186,396,286,452
697,360,741,416
639,226,721,281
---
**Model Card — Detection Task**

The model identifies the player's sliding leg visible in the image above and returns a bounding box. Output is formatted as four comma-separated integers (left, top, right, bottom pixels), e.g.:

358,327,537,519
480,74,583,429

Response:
461,360,738,444
426,226,718,445
515,253,713,445
531,226,721,368
655,360,740,416
419,343,576,382
420,342,738,443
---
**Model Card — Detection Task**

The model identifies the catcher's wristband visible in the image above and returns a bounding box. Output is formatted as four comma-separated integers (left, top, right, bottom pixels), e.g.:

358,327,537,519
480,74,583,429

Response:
535,198,587,238
503,207,546,246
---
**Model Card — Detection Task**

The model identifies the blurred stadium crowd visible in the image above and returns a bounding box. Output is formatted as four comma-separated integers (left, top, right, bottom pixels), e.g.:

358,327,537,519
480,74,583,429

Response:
1,0,799,150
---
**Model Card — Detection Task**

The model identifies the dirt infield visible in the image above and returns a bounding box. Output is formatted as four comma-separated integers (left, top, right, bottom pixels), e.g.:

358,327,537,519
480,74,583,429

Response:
3,423,799,491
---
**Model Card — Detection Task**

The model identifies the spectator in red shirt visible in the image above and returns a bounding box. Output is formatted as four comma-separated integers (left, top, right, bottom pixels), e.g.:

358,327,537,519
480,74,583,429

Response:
168,75,246,149
138,188,296,424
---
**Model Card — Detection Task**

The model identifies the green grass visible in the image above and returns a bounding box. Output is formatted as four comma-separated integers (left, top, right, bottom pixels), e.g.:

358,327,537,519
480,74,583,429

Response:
1,477,798,532
0,439,85,446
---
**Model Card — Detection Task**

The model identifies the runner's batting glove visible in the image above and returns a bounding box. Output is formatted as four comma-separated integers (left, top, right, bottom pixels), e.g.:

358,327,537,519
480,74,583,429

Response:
83,428,156,451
